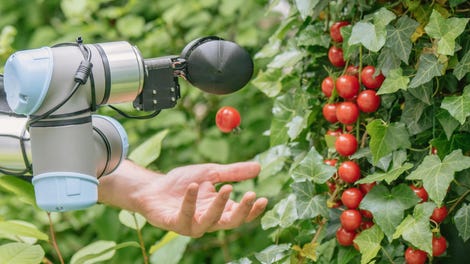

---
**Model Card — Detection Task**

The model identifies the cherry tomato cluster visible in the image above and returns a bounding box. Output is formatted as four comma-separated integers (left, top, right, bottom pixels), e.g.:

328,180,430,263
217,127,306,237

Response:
324,20,449,261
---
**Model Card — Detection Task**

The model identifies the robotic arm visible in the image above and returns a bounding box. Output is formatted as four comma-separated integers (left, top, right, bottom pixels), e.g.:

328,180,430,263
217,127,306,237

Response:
0,36,253,212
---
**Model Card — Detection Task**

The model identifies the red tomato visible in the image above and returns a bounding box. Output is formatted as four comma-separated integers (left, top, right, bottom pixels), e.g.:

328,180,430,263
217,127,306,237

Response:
321,76,335,97
330,21,350,42
359,182,376,194
340,209,362,231
215,106,241,133
322,103,339,123
335,134,358,156
404,247,427,264
357,90,381,113
360,209,373,219
336,227,357,246
345,65,359,77
361,220,374,230
410,185,429,203
336,102,359,125
341,187,364,209
338,161,361,183
432,235,447,257
361,66,385,90
324,159,338,167
336,75,360,99
328,46,346,67
431,206,448,223
326,128,342,137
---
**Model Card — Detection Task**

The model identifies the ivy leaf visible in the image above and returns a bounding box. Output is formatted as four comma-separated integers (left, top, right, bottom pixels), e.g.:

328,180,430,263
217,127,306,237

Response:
393,202,435,255
454,203,470,242
252,68,283,98
385,15,419,64
294,0,328,20
261,194,298,229
349,8,396,52
356,163,413,185
377,68,409,95
408,81,434,105
267,50,304,69
400,93,433,135
437,109,460,140
255,244,291,264
291,181,328,219
454,50,470,80
291,147,336,183
366,120,411,165
296,23,330,48
409,53,444,88
286,115,310,140
407,150,470,206
441,85,470,125
354,225,384,264
377,47,402,76
360,184,420,241
424,10,469,56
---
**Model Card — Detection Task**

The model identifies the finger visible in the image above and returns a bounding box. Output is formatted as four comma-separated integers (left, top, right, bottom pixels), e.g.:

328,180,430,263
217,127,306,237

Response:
204,161,261,184
245,197,268,222
220,191,257,229
195,184,232,234
177,183,199,230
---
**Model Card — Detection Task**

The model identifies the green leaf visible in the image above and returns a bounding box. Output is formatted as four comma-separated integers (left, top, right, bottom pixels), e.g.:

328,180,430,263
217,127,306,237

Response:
454,203,470,242
149,232,191,264
349,8,396,52
360,184,420,241
454,50,470,80
0,176,36,206
377,47,402,75
294,0,328,20
441,85,470,125
437,109,460,140
261,194,298,229
252,69,283,98
198,137,229,163
400,93,434,135
128,129,169,167
291,147,336,183
255,243,291,264
296,23,330,48
407,150,470,206
255,144,291,181
0,242,44,264
392,202,435,254
286,115,309,140
354,225,384,264
70,240,140,264
116,15,145,38
267,50,304,69
118,210,147,231
409,53,444,88
291,181,328,219
377,68,409,95
385,15,419,64
0,220,48,242
424,10,469,56
408,81,434,105
356,163,413,185
366,120,411,165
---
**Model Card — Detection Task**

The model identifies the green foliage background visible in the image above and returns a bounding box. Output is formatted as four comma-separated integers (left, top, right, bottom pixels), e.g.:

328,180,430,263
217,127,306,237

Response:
1,0,470,263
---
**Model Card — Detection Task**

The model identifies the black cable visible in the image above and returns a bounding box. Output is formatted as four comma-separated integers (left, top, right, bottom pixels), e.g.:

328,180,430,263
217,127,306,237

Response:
107,105,161,119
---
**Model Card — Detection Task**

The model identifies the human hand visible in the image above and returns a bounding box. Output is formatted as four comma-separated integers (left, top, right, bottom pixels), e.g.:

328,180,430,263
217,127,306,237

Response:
99,160,268,237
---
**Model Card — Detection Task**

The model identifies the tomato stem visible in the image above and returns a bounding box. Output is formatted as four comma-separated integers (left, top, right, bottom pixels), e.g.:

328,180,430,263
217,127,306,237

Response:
448,189,470,215
47,212,64,264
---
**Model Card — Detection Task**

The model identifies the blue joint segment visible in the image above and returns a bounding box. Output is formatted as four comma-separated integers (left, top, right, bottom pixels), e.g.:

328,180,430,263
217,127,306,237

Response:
32,172,98,212
4,47,53,115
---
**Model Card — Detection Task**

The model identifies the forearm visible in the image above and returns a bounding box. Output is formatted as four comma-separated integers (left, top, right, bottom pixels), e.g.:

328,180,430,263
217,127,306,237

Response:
98,159,163,211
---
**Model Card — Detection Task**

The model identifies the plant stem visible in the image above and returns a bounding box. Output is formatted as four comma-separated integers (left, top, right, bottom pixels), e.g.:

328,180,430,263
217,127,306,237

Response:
133,213,149,264
448,189,470,215
47,212,64,264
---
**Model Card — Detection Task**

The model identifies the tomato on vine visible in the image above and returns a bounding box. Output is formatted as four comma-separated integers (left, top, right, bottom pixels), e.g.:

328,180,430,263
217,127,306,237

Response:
321,76,335,97
335,134,358,156
330,21,350,42
341,187,363,209
336,75,360,99
336,227,356,246
322,103,339,123
338,160,361,183
357,90,381,113
361,66,385,90
336,102,359,125
410,185,429,203
340,209,362,231
431,206,448,223
215,106,241,133
345,65,359,77
432,235,447,257
328,46,346,67
404,247,427,264
359,182,376,194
